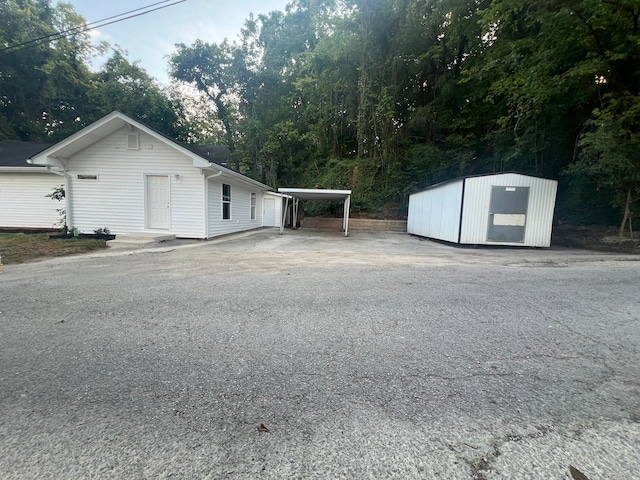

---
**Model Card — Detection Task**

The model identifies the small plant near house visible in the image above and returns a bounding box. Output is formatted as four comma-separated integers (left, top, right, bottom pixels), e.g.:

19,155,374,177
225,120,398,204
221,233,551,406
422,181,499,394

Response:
94,227,111,236
46,184,68,234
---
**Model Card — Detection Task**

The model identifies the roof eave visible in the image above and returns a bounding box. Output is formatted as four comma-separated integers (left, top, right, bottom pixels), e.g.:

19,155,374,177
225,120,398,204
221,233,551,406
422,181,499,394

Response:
198,162,273,191
0,166,53,173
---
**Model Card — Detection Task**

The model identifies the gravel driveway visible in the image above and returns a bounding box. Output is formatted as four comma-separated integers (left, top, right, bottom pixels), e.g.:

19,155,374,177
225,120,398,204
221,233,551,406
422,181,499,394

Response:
1,229,638,479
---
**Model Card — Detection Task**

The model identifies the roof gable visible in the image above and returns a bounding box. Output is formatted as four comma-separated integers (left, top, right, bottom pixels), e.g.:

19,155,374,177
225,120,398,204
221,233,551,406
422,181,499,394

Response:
29,111,272,191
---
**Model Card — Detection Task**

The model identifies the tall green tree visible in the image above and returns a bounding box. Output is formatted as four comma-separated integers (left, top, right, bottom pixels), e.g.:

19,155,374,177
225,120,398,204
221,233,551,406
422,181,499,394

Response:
91,49,189,141
0,0,97,141
164,0,640,223
169,40,246,170
1,1,188,143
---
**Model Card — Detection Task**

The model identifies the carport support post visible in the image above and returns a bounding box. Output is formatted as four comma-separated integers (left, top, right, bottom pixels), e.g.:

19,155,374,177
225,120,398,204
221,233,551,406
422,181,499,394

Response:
280,196,290,235
293,198,299,229
343,195,351,237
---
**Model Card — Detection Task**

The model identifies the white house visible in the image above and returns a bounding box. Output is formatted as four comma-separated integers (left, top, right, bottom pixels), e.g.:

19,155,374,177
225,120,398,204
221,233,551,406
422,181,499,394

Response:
0,140,62,230
29,111,275,239
407,172,558,247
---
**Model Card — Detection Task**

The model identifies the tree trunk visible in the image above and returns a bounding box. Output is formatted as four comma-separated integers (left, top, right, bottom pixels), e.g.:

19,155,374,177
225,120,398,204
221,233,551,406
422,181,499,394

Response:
619,188,632,240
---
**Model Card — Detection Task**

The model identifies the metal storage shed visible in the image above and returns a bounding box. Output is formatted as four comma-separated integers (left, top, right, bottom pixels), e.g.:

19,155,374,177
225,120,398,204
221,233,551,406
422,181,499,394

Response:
407,172,558,247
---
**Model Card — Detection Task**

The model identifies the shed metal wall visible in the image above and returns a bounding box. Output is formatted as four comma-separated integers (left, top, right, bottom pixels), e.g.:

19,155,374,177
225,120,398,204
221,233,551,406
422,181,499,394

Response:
67,127,205,238
0,172,63,229
207,179,263,238
407,179,463,242
460,173,557,247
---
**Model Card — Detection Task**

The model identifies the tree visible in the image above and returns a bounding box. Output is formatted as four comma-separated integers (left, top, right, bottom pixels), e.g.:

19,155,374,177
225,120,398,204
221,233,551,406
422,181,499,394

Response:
1,1,187,143
568,92,640,238
0,0,99,141
91,49,189,142
169,40,245,170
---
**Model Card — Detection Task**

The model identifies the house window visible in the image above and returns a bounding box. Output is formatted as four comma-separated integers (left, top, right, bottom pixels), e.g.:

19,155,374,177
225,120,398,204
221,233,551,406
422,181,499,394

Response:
222,184,231,220
250,193,257,220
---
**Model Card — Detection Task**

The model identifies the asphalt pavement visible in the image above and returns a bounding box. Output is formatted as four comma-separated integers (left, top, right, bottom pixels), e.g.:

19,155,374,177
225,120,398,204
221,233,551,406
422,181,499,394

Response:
0,229,638,479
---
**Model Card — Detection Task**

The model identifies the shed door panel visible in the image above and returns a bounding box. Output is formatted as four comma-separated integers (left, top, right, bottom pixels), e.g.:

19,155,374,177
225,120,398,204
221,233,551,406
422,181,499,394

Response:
487,186,529,242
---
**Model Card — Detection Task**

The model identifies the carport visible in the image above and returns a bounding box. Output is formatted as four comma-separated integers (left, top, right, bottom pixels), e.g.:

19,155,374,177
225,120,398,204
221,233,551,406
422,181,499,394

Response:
278,188,352,237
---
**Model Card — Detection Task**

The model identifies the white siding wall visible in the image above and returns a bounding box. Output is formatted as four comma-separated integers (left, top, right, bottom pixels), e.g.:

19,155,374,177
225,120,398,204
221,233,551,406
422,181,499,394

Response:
407,179,463,242
262,192,283,227
0,172,63,229
67,127,205,238
460,173,558,247
207,179,263,238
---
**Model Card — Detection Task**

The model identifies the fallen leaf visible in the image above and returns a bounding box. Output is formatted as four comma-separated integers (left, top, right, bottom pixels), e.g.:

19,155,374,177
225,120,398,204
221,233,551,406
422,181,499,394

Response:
257,423,270,432
569,465,591,480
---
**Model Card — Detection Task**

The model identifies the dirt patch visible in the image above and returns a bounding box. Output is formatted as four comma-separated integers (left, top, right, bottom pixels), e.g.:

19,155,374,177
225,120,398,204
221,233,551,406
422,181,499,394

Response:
552,225,640,254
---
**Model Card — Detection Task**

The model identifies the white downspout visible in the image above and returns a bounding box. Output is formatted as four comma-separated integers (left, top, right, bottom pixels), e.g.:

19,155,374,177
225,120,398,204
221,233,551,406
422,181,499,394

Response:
64,170,73,231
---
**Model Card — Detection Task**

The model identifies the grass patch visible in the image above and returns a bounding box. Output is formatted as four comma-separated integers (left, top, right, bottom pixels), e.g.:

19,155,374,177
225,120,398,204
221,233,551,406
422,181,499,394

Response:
0,233,108,265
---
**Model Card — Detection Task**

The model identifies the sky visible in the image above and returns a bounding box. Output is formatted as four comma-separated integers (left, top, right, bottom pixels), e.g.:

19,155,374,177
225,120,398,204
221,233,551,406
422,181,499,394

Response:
57,0,291,85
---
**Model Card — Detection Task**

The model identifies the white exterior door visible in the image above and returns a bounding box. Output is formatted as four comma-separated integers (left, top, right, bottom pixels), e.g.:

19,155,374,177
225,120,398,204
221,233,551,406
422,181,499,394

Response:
263,197,276,226
146,175,170,230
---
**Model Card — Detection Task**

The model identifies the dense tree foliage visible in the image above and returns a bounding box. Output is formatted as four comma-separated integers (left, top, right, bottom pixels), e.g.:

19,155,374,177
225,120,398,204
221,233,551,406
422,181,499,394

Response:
167,0,638,229
0,0,188,142
2,0,638,229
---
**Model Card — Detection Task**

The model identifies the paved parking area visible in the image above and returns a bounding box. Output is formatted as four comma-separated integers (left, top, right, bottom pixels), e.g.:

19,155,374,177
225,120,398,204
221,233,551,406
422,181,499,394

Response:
1,229,639,479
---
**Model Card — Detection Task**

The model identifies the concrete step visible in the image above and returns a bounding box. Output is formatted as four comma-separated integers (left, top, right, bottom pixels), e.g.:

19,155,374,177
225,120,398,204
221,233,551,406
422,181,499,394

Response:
106,232,176,248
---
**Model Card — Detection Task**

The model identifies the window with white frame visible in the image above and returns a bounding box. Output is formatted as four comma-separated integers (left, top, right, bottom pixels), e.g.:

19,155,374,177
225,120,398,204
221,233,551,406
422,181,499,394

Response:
222,184,231,220
250,192,256,220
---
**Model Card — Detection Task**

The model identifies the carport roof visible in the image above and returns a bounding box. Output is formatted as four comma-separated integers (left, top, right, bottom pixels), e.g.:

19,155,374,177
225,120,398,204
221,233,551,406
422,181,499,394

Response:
277,188,352,237
277,188,351,200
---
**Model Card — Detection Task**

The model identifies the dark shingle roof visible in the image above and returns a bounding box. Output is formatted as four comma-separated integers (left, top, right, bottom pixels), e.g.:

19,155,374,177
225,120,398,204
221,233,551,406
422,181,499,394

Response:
195,145,231,166
0,140,53,167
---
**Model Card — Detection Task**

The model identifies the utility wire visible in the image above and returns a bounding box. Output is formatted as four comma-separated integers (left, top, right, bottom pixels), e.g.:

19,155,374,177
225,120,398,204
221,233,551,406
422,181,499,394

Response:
1,0,179,52
1,0,188,53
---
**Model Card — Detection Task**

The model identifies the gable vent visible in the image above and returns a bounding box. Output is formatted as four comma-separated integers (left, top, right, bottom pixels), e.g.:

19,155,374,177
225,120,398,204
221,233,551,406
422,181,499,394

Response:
127,133,139,150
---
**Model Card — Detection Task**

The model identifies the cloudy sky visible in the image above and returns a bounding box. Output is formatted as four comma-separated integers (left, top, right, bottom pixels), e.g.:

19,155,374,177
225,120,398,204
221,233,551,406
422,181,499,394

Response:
58,0,291,84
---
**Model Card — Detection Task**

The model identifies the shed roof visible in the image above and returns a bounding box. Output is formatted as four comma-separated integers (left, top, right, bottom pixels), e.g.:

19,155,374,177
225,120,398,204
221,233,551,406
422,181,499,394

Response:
412,171,557,195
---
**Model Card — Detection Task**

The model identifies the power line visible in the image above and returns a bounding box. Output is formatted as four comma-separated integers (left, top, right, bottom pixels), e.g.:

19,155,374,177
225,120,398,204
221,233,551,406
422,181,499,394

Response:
1,0,188,53
1,0,181,52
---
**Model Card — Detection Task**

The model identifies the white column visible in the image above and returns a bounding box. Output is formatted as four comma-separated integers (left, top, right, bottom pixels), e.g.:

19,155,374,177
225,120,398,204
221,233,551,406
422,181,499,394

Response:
344,195,351,237
280,196,290,235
